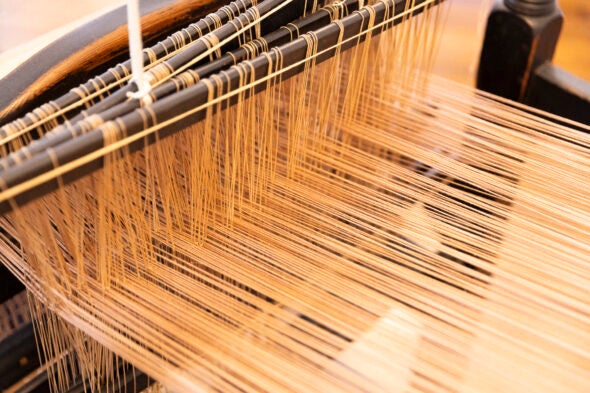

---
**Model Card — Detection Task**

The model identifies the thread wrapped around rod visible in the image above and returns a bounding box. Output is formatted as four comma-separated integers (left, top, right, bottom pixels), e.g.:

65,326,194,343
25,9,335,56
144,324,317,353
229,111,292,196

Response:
0,0,588,392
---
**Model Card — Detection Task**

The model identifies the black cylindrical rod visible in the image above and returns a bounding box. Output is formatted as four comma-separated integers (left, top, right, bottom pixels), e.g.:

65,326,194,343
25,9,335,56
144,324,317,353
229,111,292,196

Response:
0,0,362,170
0,0,440,214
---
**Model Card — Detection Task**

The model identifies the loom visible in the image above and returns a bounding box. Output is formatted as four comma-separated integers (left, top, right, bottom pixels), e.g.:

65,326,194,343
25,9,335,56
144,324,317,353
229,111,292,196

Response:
0,0,588,392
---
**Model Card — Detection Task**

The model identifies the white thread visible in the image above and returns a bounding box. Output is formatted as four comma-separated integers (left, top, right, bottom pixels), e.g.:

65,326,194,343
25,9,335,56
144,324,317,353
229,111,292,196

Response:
126,0,152,101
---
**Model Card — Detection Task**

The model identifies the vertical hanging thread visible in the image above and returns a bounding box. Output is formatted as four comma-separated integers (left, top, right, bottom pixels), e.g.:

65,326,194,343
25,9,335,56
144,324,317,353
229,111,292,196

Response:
126,0,152,101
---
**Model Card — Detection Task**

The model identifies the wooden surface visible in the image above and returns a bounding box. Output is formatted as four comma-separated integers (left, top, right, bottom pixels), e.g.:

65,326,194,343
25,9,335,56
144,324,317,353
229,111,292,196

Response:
0,0,587,86
432,0,590,85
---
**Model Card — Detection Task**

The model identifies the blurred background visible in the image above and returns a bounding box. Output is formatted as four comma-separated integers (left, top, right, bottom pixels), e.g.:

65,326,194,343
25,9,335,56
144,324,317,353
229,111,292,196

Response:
0,0,122,52
0,0,588,84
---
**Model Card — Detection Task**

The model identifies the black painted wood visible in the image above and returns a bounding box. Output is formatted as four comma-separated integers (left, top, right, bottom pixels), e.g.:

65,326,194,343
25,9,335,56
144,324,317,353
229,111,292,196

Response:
477,0,590,125
0,323,39,391
0,264,24,303
526,63,590,125
477,0,563,101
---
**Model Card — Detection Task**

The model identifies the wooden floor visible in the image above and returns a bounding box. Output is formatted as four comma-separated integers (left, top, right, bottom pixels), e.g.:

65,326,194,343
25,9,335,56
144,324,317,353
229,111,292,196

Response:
0,0,588,85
